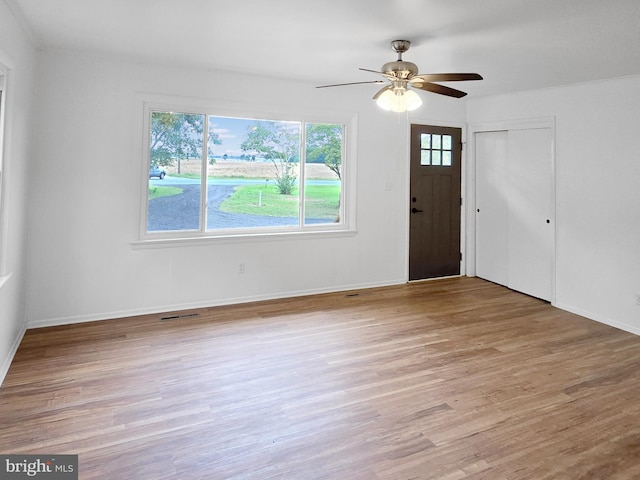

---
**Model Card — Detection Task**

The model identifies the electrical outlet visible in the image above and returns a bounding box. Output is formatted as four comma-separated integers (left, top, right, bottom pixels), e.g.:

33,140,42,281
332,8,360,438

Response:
238,263,245,274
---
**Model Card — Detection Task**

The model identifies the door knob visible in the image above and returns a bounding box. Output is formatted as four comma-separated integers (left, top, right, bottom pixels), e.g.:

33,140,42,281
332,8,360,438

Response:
411,208,423,213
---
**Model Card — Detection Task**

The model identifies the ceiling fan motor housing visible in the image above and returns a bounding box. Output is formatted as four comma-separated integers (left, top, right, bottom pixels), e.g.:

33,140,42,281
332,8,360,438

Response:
382,60,419,79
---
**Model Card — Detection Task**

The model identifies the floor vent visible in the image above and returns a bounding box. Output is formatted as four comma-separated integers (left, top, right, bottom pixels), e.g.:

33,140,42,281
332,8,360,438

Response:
160,313,200,321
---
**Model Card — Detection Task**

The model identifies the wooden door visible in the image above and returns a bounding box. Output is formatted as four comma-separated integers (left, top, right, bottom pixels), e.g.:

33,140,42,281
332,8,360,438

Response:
409,124,462,280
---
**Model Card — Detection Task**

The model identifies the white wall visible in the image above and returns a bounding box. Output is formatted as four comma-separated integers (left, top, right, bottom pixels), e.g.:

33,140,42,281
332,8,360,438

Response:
0,0,36,381
467,77,640,334
25,50,466,327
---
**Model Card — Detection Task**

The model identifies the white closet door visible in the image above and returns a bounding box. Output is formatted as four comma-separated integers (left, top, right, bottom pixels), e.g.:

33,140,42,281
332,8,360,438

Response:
475,126,554,302
507,128,553,301
475,131,509,287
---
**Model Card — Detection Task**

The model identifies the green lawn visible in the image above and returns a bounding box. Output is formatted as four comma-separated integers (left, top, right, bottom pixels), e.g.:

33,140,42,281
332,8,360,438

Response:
220,184,340,219
149,185,183,200
304,185,342,219
149,181,341,219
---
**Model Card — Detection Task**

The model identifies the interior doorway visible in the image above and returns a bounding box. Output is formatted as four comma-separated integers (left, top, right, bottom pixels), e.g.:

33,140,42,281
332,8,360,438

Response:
409,124,462,281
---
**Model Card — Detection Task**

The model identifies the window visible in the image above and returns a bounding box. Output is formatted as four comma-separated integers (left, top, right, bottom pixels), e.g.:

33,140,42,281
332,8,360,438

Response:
420,133,453,166
0,70,7,275
141,104,349,240
0,75,4,206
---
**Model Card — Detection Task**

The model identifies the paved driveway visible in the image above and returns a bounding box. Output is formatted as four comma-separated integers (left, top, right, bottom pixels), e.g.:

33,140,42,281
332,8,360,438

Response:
148,183,300,231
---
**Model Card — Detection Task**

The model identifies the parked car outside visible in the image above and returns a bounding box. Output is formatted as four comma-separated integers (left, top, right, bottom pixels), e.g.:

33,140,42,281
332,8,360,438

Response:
149,165,166,179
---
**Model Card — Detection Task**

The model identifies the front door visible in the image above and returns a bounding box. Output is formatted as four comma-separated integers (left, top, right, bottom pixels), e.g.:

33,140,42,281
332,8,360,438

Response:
409,124,462,280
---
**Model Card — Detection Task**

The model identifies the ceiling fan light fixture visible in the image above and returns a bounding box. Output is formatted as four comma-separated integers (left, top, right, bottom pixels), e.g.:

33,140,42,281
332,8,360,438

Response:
376,88,422,113
403,89,423,111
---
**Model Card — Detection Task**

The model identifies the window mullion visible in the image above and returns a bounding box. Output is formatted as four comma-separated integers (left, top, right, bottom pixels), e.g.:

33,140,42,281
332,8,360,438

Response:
340,124,346,224
299,122,306,227
200,114,209,232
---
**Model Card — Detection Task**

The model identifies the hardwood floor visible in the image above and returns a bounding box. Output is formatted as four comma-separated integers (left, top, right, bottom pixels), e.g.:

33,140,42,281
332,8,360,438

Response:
2,277,640,479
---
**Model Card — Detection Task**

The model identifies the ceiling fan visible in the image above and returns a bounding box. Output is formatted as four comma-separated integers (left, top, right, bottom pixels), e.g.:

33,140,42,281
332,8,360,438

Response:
317,40,483,112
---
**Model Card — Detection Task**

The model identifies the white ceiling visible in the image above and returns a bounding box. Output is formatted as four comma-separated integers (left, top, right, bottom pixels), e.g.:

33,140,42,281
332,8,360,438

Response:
6,0,640,97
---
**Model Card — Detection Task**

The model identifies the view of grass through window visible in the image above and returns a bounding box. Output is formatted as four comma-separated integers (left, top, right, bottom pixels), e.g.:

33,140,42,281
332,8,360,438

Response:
146,111,344,233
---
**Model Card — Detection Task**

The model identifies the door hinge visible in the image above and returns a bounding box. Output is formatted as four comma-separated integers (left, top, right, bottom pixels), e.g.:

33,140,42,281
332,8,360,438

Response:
460,252,463,261
460,197,463,206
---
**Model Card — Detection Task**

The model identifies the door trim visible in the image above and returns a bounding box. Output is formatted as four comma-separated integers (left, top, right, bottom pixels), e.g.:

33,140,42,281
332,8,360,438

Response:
467,116,556,304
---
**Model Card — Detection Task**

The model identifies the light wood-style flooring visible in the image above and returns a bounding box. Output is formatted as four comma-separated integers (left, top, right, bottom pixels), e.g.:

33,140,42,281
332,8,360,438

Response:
2,277,640,479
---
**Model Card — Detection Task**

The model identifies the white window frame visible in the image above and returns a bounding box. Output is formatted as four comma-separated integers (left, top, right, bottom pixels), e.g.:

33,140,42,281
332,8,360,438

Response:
0,64,9,281
135,96,357,246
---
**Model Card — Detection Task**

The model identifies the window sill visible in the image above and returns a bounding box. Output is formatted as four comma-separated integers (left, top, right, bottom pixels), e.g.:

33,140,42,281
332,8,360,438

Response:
131,228,357,249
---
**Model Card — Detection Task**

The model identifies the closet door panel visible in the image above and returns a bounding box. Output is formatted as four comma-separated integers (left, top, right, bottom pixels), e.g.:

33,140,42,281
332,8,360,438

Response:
475,131,509,287
507,128,554,301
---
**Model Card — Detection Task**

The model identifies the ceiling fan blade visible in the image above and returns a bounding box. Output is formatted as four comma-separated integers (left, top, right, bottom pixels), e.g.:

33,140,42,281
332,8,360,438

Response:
359,67,385,75
412,82,468,98
316,80,385,88
359,68,397,81
411,73,483,83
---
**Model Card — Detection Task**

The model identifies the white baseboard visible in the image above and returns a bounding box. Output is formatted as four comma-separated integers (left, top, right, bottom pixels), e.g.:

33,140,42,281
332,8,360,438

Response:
0,322,26,386
26,279,407,329
555,302,640,337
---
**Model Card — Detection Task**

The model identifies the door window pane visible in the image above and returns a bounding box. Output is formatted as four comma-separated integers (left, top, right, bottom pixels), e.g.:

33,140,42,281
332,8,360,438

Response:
419,131,453,168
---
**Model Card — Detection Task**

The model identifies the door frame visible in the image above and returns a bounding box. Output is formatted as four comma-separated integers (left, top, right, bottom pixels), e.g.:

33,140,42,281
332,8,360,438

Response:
467,117,557,304
406,120,468,281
